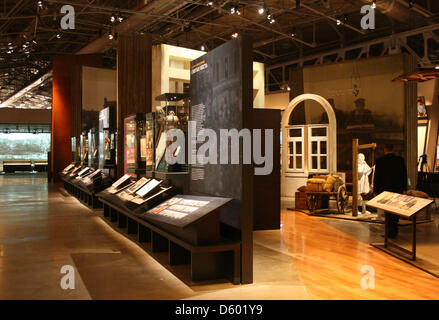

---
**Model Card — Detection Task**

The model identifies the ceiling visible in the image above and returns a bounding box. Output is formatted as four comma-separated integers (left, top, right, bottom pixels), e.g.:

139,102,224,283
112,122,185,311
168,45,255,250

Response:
1,0,439,109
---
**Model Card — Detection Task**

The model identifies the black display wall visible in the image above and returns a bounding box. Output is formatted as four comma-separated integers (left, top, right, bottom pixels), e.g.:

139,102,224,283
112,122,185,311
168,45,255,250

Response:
190,36,254,284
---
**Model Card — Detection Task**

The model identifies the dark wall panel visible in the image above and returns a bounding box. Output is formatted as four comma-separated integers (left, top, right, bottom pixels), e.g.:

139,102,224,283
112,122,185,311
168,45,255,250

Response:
116,34,152,177
51,54,101,182
190,36,254,283
253,109,281,230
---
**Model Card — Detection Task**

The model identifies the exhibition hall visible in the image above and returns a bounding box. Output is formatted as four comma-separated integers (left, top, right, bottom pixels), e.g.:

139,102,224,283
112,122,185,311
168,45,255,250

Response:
1,0,439,304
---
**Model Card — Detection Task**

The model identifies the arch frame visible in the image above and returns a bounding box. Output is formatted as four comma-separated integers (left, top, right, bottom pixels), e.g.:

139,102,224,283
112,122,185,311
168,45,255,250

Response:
281,93,337,176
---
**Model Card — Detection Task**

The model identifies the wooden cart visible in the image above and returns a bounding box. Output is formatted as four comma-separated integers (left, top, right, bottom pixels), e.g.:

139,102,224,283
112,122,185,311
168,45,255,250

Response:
305,185,349,214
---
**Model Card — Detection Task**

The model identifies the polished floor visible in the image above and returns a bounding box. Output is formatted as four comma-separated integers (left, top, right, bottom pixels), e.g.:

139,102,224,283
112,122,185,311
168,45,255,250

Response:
1,174,439,299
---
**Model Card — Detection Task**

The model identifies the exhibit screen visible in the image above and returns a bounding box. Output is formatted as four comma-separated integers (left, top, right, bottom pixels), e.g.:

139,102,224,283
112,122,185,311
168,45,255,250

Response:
0,133,50,160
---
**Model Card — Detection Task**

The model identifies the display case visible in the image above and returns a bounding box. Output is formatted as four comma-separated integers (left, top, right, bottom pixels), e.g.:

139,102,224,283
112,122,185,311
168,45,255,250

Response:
88,128,99,169
99,106,116,177
71,137,79,164
79,131,89,166
154,93,189,174
124,113,145,177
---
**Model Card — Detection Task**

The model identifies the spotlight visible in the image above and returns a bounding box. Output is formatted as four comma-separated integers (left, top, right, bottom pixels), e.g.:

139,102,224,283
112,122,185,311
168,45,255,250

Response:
336,17,341,25
435,66,439,70
267,10,271,20
291,27,297,37
108,33,114,40
110,14,116,23
287,86,291,91
118,16,123,22
258,3,265,15
236,8,241,15
37,0,43,8
207,1,213,6
269,17,275,24
32,39,38,45
230,6,235,14
201,44,205,51
56,32,61,39
232,32,239,38
372,0,376,9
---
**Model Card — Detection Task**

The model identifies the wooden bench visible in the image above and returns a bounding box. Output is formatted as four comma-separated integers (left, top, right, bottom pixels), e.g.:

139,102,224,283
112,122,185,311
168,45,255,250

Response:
3,160,32,173
100,197,241,284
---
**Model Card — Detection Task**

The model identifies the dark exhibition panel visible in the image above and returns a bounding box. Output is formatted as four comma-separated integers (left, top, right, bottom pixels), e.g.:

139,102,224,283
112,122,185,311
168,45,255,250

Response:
2,0,439,304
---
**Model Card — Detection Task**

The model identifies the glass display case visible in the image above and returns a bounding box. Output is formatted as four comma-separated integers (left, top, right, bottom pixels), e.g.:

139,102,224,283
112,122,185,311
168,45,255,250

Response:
141,113,155,173
79,131,89,166
99,106,116,176
71,137,78,164
154,93,189,173
124,113,145,176
88,128,99,169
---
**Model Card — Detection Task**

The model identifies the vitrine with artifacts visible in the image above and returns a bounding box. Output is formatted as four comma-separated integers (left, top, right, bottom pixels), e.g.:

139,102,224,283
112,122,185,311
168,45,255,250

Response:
79,131,89,166
99,106,116,178
124,113,145,177
140,113,155,175
154,93,189,174
88,128,99,169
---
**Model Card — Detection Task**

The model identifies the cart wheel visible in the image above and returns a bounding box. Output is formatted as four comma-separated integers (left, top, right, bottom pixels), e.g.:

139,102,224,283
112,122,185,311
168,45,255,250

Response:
306,194,317,212
336,186,348,214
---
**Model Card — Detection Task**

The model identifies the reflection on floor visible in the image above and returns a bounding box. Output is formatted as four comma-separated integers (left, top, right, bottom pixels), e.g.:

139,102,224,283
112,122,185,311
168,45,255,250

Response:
0,174,438,299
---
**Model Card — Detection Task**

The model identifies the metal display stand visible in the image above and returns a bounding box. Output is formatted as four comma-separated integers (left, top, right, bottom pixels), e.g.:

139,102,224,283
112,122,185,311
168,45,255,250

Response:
368,191,433,261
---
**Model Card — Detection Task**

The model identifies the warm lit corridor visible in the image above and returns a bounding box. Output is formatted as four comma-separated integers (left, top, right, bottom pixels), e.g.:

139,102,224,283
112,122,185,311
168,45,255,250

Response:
1,175,438,300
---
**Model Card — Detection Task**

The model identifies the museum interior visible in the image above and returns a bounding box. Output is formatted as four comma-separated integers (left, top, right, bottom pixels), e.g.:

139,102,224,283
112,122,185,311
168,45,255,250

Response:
1,0,439,300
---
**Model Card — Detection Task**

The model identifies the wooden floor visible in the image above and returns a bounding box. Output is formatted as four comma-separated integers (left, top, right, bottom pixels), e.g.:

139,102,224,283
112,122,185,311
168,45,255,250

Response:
281,210,439,299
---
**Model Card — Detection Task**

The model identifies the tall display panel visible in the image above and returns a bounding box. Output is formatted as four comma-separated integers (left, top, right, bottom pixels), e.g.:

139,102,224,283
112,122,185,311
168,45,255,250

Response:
88,128,99,169
190,36,254,283
99,106,117,178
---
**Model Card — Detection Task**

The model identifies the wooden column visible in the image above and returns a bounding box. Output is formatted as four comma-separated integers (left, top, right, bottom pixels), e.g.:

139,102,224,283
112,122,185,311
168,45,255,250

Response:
51,54,102,182
403,54,418,188
116,34,152,177
352,139,359,217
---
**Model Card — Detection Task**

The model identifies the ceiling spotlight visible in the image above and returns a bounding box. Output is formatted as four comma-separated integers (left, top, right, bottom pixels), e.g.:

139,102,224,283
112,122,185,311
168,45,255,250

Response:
201,44,205,51
32,39,38,45
110,14,116,23
230,6,236,14
56,32,61,39
336,17,341,25
258,4,265,15
435,66,439,70
37,0,43,8
291,27,297,37
118,16,123,22
108,33,114,40
287,85,291,91
269,17,275,24
208,1,213,6
372,0,376,9
232,32,239,38
236,8,241,15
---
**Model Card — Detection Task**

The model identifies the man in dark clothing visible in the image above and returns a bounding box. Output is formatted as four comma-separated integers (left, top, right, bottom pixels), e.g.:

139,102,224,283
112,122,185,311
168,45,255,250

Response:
374,144,408,238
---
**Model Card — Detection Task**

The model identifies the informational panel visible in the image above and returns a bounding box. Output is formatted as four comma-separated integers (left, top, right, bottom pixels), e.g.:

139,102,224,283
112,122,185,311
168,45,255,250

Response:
367,191,433,218
190,37,254,283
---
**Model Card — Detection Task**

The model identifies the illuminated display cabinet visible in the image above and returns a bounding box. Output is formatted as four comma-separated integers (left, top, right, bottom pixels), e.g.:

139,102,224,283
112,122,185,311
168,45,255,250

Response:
124,113,145,177
99,106,116,178
79,131,89,166
88,128,99,169
154,93,189,174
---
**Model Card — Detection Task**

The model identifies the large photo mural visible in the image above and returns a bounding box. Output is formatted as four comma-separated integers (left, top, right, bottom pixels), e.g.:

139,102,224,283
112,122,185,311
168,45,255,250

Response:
302,55,406,171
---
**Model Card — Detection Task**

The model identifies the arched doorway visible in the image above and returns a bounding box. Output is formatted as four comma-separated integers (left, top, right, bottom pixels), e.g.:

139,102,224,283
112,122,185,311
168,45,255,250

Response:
281,93,337,199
